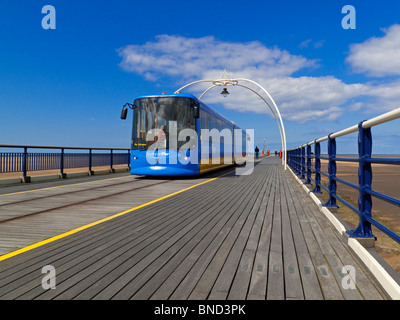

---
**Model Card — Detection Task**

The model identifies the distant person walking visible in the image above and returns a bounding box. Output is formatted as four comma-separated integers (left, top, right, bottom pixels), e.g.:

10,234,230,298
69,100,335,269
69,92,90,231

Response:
255,146,259,159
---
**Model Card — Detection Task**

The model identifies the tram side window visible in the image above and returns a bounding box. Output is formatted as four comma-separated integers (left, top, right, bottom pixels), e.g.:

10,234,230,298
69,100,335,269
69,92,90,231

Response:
200,109,209,130
177,102,196,150
199,109,210,141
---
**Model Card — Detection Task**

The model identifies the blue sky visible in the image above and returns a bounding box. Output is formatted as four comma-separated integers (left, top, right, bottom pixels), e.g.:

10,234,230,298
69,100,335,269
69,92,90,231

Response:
1,0,400,153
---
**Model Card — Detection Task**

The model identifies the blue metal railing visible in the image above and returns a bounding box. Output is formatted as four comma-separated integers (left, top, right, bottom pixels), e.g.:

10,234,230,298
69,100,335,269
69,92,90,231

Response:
0,144,130,179
288,108,400,244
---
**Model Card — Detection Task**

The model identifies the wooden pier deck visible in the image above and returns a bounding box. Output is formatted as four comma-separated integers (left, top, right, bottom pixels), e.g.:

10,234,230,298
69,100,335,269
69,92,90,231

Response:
0,157,391,300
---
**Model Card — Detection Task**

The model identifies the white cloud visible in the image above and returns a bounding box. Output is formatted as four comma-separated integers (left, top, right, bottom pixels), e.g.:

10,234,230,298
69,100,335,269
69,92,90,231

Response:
299,39,312,48
347,24,400,77
299,39,325,49
358,79,400,113
118,33,400,123
118,35,315,81
197,76,367,123
262,76,367,122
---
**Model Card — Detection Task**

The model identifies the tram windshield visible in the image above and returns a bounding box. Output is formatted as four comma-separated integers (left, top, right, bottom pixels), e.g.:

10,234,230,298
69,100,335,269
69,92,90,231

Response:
132,97,196,150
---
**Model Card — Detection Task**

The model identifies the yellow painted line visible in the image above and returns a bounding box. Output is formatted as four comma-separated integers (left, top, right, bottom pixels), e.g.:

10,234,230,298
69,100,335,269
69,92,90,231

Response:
0,175,133,197
0,170,233,262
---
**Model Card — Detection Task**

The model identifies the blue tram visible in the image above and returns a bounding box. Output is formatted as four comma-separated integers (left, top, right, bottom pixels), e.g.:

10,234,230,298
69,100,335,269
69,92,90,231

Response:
121,93,248,176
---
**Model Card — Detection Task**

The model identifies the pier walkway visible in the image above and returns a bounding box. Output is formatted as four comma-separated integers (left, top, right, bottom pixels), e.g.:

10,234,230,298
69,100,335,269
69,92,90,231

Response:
0,157,393,300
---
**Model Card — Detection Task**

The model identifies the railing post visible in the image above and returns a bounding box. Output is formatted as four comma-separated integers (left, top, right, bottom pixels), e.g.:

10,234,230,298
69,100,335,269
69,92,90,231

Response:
110,149,115,173
88,148,94,175
305,144,311,185
21,147,31,183
22,147,27,179
292,149,296,171
347,121,375,241
298,148,301,175
323,134,338,208
312,140,321,193
59,148,66,179
296,148,301,176
292,149,296,173
301,146,306,180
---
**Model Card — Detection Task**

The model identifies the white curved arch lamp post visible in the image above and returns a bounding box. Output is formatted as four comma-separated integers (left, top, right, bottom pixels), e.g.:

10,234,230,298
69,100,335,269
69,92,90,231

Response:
236,78,287,170
174,78,287,170
175,79,217,94
198,83,285,166
198,84,218,100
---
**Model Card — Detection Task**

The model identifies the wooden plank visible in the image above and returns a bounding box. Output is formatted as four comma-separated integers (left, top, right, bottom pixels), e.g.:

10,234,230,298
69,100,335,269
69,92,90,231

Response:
0,157,390,300
0,176,220,273
266,166,284,300
33,181,226,300
111,173,261,300
287,169,384,299
1,181,223,299
225,167,275,300
246,165,276,299
0,175,214,256
300,196,364,300
285,174,344,300
0,183,201,277
300,185,384,300
60,172,255,300
146,171,262,300
161,174,263,300
188,170,270,300
2,197,201,299
0,178,154,221
279,172,304,300
282,173,324,300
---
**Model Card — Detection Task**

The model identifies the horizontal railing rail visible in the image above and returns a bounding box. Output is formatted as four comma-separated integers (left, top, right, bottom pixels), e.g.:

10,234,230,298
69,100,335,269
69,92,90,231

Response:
0,144,130,181
288,108,400,244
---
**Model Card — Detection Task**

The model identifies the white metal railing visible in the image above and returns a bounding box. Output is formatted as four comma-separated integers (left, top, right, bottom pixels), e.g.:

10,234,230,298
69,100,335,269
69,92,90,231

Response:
300,108,400,147
288,106,400,244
